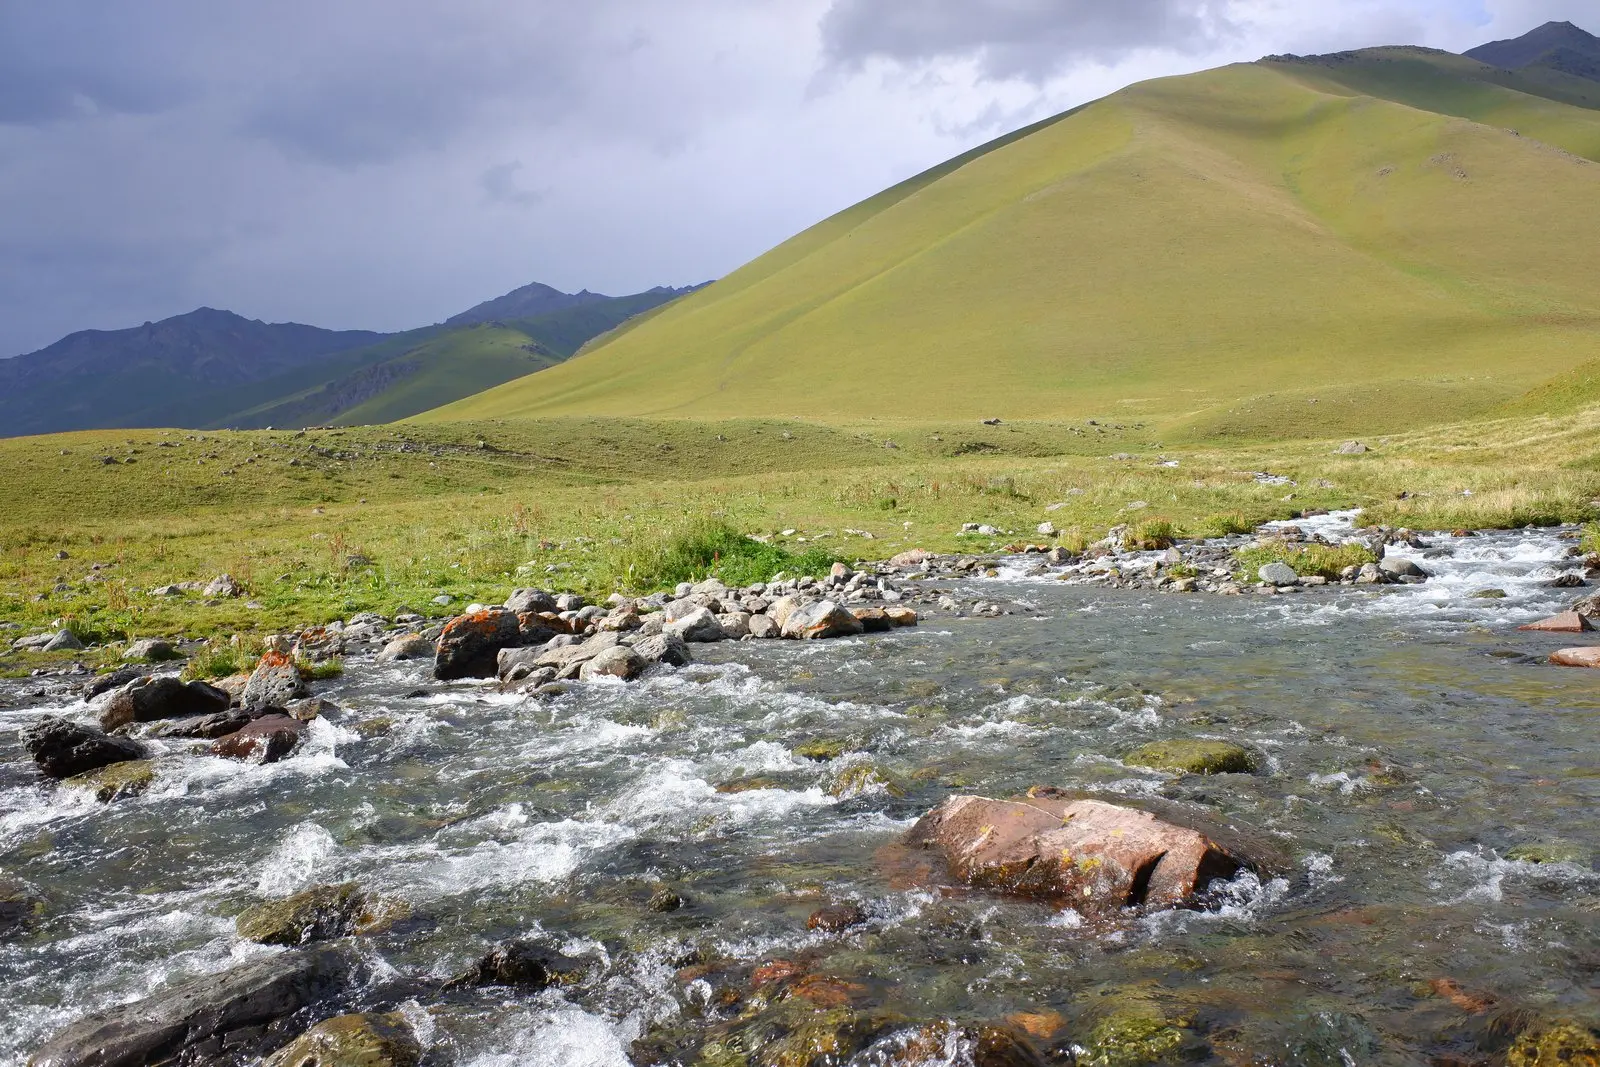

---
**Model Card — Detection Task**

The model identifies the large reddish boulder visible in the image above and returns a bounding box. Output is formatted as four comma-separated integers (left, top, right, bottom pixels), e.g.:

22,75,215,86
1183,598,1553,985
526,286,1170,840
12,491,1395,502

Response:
210,714,305,763
1520,612,1592,634
433,609,521,680
1551,647,1600,668
903,794,1251,915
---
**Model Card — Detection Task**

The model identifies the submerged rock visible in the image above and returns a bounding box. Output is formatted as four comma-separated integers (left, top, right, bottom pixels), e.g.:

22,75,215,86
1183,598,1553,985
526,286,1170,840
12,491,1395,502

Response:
0,876,46,939
236,882,407,946
903,794,1254,915
886,1022,1048,1067
1507,1021,1600,1067
1550,647,1600,669
265,1013,421,1067
1078,1011,1193,1067
1125,740,1259,776
100,676,230,731
434,609,522,680
209,713,305,763
450,940,588,989
28,946,351,1067
61,760,156,803
25,717,146,779
807,902,867,933
1519,612,1592,633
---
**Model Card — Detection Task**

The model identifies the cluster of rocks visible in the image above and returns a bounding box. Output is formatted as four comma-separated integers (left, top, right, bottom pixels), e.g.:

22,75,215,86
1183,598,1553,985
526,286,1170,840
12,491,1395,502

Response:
416,567,921,691
19,650,341,802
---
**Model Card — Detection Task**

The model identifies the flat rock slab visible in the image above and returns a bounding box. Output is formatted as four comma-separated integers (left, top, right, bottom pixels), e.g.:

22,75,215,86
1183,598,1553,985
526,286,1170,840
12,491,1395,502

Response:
904,794,1251,915
1551,647,1600,668
1520,612,1593,634
29,946,350,1067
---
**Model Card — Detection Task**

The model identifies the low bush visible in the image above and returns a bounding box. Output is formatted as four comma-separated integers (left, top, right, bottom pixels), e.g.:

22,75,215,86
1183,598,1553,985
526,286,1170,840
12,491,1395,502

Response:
1125,519,1179,551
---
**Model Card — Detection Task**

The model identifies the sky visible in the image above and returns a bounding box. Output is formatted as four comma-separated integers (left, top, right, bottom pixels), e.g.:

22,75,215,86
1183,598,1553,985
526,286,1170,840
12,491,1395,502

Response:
0,0,1593,356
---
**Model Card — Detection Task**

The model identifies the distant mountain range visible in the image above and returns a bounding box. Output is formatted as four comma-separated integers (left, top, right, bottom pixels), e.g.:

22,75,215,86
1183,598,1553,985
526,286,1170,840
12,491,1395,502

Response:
428,21,1600,439
0,283,705,437
1467,20,1600,82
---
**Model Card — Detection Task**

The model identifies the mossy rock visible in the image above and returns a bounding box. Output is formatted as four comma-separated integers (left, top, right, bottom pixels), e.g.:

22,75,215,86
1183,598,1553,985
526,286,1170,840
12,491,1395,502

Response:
1472,588,1509,599
0,876,45,938
1125,740,1259,776
1506,842,1588,865
265,1012,421,1067
236,882,409,946
1080,1012,1189,1067
715,776,784,794
794,738,851,762
62,760,156,803
1507,1021,1600,1067
827,764,907,799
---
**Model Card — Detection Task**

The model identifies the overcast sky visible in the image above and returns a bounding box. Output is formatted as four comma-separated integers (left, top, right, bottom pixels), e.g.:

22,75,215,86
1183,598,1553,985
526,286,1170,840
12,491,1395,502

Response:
0,0,1591,355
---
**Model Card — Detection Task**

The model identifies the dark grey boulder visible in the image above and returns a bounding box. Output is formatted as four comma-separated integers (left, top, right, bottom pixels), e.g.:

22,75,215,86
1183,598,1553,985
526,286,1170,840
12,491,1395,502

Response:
28,946,351,1067
24,717,146,780
448,940,588,990
100,676,230,731
434,610,522,681
82,667,143,701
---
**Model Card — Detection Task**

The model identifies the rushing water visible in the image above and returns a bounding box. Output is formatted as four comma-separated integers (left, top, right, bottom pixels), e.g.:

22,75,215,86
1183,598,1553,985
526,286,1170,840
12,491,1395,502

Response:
2,525,1597,1064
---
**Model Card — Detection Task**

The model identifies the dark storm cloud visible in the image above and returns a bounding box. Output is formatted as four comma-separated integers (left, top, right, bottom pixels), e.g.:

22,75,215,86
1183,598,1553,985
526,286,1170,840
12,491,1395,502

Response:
0,4,195,123
820,0,1236,79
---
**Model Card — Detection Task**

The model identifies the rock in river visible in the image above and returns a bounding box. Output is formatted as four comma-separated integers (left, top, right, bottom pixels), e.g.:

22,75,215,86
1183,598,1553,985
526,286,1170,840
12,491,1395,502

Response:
782,600,865,640
209,714,305,763
664,606,726,643
1125,739,1259,775
236,882,406,946
25,717,146,779
434,609,522,680
634,633,693,667
450,940,589,990
243,652,308,709
265,1013,421,1067
100,676,230,731
579,645,646,681
62,760,156,803
1550,647,1600,669
376,633,434,663
903,794,1254,916
28,946,352,1067
1519,612,1592,634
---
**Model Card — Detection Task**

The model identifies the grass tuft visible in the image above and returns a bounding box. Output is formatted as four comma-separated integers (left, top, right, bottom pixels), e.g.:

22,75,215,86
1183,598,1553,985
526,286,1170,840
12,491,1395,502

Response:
1234,541,1377,580
603,518,841,593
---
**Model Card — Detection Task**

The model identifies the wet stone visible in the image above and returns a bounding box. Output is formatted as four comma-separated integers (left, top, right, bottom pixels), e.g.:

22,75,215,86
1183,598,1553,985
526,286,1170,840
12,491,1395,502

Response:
807,902,867,933
451,939,588,989
100,675,230,731
61,760,156,803
264,1012,421,1067
1125,739,1260,775
25,717,146,779
209,713,305,763
236,883,407,946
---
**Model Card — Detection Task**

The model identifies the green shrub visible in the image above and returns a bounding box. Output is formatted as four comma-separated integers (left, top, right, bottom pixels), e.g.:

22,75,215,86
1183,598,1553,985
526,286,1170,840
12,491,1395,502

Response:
605,518,841,592
1126,519,1179,551
1194,512,1256,538
183,642,252,681
1582,522,1600,558
1234,541,1376,580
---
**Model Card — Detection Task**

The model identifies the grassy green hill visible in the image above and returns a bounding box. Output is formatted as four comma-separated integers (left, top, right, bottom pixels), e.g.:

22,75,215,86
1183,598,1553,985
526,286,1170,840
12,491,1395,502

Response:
426,55,1600,440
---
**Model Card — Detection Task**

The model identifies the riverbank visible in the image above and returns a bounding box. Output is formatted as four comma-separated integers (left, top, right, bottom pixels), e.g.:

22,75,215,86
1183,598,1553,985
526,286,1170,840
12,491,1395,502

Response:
3,410,1600,675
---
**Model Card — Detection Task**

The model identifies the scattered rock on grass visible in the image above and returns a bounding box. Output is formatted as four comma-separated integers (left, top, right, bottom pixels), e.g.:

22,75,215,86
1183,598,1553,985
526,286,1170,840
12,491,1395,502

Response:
121,639,179,663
